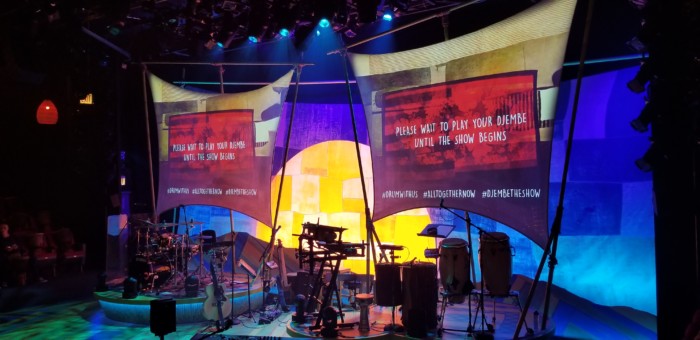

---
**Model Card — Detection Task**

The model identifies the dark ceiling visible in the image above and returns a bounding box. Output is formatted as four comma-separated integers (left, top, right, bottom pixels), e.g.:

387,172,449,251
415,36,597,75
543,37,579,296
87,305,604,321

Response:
1,0,644,97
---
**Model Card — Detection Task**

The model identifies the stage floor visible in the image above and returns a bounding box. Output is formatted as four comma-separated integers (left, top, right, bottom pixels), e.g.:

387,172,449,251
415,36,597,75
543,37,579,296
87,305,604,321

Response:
0,270,657,339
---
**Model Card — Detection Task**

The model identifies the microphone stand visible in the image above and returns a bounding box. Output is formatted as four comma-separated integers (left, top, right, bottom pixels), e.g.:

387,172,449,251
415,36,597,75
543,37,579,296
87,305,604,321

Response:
439,199,497,338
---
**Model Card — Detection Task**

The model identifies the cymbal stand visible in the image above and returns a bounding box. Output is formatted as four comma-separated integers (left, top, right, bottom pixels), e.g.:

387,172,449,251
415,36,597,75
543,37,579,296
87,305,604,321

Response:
189,225,210,283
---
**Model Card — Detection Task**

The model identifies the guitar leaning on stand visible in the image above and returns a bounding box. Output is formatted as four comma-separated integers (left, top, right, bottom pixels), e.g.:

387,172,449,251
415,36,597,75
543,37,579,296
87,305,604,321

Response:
276,239,291,311
203,256,233,331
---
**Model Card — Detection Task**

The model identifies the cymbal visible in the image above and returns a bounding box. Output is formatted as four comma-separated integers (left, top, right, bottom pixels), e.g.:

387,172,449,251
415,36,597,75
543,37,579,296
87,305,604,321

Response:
180,220,204,225
161,233,184,239
191,234,213,240
136,219,180,228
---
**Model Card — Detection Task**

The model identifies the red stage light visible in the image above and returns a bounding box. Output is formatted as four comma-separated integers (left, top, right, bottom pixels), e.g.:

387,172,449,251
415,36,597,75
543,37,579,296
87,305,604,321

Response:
36,99,58,125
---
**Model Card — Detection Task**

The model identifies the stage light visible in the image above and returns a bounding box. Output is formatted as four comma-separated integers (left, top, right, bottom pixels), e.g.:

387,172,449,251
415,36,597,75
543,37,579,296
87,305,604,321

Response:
382,8,394,21
185,275,199,297
635,143,667,172
36,99,58,125
279,28,290,37
248,35,259,43
319,18,330,28
95,272,108,292
122,277,138,299
320,306,339,337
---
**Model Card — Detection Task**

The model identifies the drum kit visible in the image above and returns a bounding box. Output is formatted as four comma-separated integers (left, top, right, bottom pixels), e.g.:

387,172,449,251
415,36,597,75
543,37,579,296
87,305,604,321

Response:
128,219,214,292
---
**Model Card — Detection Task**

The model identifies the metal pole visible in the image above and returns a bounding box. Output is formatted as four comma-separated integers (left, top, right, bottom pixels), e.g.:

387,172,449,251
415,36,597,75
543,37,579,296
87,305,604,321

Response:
513,0,596,337
141,65,157,221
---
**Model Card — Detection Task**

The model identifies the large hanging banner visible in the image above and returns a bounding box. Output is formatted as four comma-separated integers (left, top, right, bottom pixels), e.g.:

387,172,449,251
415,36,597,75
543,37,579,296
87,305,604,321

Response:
149,70,294,226
349,0,576,248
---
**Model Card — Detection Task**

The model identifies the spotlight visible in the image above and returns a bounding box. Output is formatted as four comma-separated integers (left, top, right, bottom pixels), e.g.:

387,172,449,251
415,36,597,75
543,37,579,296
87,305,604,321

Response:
248,35,259,43
279,28,290,37
122,277,138,299
95,272,108,292
293,294,306,323
320,306,339,337
382,8,394,21
185,275,200,297
319,18,330,28
635,143,667,172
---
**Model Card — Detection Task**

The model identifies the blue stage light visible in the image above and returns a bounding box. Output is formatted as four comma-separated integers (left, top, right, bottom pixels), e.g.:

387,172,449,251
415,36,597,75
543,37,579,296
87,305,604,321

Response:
382,11,393,21
279,28,290,37
319,18,330,28
248,35,259,43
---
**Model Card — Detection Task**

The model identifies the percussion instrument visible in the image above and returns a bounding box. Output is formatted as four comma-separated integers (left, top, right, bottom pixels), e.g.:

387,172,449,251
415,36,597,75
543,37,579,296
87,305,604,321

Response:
439,238,472,303
374,263,402,306
479,232,513,296
401,262,438,333
356,293,374,333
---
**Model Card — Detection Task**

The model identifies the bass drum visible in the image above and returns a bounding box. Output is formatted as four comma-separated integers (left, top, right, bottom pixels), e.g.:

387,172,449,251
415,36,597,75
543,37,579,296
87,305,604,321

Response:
479,232,513,296
401,262,438,338
439,238,473,304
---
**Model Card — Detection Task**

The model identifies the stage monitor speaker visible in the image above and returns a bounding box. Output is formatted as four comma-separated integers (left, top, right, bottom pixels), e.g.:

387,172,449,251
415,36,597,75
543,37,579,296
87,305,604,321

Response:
150,298,176,337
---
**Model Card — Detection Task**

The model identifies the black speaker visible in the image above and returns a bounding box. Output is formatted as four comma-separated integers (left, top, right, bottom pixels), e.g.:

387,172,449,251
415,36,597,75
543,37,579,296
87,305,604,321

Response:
150,298,176,337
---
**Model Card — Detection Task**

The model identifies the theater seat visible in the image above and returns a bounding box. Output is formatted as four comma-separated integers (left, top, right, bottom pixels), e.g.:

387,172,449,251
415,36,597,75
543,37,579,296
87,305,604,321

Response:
54,228,86,273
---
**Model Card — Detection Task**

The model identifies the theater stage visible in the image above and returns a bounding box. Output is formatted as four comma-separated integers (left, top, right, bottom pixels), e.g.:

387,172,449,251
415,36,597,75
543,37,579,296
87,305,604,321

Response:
0,269,658,339
90,268,553,340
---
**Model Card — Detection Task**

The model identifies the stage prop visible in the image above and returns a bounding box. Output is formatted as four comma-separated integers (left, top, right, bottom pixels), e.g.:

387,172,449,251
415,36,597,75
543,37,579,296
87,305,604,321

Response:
345,0,576,337
348,0,577,250
293,222,366,332
146,67,295,226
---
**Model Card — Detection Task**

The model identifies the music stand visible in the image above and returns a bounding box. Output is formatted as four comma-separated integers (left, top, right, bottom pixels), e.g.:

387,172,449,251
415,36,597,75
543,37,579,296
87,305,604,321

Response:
238,258,257,320
417,223,455,239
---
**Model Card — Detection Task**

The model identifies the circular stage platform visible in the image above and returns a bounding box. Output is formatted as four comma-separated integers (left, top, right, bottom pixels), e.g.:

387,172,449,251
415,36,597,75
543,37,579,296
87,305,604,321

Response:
94,277,264,325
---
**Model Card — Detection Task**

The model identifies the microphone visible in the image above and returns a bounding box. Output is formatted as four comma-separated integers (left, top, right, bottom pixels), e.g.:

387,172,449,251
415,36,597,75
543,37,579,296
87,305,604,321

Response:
410,257,417,264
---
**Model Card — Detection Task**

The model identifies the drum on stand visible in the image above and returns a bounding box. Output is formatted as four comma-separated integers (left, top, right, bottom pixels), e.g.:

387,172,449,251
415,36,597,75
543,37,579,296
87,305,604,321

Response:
401,262,438,336
478,232,513,296
374,263,402,306
438,238,472,304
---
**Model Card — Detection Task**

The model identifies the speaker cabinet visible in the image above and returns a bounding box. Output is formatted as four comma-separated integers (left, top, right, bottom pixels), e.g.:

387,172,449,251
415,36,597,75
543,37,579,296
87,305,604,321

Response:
150,298,176,336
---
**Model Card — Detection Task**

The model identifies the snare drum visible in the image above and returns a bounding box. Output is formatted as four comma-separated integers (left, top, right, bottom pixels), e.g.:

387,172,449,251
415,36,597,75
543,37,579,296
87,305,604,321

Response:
439,238,472,303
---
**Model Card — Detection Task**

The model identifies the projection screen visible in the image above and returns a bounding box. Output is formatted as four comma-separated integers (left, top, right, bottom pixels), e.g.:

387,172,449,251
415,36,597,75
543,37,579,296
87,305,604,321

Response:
349,0,577,248
149,70,294,227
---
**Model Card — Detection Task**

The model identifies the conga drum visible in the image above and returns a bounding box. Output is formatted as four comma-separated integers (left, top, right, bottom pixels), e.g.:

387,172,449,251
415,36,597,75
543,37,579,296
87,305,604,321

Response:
478,232,513,296
438,238,472,303
401,262,438,336
374,263,402,306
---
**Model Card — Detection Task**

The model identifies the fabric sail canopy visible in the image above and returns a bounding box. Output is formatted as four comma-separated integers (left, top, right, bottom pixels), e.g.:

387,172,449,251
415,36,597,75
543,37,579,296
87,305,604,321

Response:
149,69,294,227
349,0,577,248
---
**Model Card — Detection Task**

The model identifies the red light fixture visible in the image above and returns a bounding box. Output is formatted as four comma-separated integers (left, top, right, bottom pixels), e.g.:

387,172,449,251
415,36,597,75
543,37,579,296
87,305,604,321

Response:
36,99,58,125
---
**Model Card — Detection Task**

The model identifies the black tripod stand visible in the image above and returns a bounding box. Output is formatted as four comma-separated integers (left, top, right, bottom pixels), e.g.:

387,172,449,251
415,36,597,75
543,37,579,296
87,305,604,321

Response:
438,199,495,337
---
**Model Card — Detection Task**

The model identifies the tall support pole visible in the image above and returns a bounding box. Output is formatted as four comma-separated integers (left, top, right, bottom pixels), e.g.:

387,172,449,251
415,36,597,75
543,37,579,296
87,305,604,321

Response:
218,65,225,94
141,65,157,221
272,65,303,231
513,0,595,337
338,50,384,293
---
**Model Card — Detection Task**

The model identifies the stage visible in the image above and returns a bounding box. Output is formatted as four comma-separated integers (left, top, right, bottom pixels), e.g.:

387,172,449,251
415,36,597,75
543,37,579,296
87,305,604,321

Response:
92,269,554,339
0,270,658,339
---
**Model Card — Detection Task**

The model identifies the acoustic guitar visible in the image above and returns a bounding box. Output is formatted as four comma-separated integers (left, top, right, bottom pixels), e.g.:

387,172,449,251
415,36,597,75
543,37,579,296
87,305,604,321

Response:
276,239,292,293
202,258,232,330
